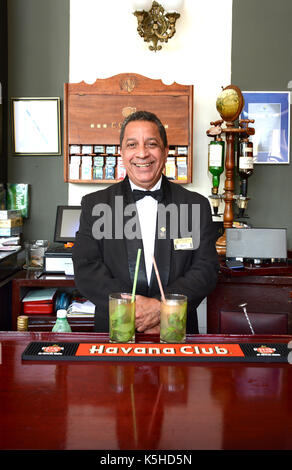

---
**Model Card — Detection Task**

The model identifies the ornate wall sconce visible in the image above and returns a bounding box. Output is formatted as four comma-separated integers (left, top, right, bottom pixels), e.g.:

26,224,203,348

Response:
133,1,182,51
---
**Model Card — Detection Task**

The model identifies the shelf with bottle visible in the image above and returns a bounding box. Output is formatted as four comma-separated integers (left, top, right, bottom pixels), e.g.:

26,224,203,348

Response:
164,145,189,182
68,144,122,183
67,143,190,184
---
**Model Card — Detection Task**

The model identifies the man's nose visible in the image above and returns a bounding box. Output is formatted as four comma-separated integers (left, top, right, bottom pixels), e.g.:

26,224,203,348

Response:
135,145,149,158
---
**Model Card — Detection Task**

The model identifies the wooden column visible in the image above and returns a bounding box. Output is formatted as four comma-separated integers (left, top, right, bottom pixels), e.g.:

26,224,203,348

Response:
223,126,235,229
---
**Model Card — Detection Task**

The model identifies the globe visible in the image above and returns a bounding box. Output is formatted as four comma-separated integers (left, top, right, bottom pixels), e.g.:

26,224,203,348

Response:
216,86,244,122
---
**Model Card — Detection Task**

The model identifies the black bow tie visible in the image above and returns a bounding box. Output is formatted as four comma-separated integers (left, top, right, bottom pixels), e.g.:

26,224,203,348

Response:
132,188,163,203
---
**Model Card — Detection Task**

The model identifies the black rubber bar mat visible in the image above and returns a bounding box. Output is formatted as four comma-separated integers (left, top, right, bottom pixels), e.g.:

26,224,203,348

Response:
21,341,290,363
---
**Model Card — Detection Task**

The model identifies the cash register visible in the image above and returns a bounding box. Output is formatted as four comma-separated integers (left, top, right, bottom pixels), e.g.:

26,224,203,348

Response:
44,205,81,274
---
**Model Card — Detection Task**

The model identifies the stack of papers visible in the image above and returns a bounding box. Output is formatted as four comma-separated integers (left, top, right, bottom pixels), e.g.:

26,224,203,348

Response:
0,236,21,251
67,300,95,317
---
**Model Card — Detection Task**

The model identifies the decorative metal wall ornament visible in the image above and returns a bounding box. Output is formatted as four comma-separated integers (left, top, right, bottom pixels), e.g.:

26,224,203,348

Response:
133,1,180,52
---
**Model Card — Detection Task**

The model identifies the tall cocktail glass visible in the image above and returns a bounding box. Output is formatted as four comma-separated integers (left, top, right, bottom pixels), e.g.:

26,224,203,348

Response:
109,293,135,343
160,294,187,343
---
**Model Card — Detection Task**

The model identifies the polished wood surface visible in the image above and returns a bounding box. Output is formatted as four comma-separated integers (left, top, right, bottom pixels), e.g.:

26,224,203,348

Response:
1,331,292,450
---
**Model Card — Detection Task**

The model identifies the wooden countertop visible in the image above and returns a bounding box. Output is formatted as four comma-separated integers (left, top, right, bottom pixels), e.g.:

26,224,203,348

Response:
1,331,292,452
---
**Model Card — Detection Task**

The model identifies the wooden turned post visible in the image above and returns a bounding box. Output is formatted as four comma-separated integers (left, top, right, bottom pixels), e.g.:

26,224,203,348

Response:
216,125,235,254
223,127,235,229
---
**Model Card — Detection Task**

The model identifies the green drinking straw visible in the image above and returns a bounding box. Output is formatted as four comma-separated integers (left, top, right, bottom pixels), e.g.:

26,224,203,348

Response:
131,248,141,302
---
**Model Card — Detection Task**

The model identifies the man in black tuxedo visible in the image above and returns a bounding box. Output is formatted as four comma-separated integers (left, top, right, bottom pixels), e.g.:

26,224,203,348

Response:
72,110,219,334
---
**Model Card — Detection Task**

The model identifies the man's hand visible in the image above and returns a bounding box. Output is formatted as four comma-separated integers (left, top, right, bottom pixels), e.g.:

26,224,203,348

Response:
143,325,160,334
135,295,160,332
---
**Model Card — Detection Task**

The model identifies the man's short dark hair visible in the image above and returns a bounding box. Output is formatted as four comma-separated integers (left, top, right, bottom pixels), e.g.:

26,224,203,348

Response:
120,110,168,148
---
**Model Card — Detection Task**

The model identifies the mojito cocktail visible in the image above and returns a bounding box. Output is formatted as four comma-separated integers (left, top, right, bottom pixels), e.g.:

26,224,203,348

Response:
109,293,135,343
160,294,187,343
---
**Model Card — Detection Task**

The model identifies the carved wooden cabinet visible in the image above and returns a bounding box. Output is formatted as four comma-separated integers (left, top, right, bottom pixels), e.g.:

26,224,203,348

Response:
64,73,194,184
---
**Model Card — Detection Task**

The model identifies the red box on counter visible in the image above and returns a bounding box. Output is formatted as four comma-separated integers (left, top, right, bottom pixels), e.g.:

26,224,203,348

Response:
22,288,57,315
23,300,54,315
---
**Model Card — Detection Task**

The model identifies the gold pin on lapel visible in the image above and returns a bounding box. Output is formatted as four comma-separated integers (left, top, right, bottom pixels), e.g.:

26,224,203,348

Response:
160,226,166,238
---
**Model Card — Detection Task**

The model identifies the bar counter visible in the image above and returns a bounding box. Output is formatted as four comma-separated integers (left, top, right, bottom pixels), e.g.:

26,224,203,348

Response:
1,331,292,451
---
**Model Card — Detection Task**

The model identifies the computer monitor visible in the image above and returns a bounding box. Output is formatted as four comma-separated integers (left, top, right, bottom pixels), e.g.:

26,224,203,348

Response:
226,227,287,260
54,205,81,243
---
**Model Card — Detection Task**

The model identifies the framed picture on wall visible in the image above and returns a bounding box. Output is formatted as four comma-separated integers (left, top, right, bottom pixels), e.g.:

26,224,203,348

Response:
241,91,290,164
11,97,61,155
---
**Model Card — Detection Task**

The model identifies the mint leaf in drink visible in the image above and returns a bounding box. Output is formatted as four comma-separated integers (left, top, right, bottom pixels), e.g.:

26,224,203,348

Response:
112,323,135,342
161,301,187,343
110,301,135,342
169,313,180,327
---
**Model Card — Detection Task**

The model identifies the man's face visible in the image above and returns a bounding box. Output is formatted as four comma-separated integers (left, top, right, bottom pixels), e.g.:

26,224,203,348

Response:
121,120,168,190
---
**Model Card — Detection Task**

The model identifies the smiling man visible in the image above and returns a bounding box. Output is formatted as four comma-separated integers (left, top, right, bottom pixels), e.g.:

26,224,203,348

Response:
73,110,219,334
120,115,168,189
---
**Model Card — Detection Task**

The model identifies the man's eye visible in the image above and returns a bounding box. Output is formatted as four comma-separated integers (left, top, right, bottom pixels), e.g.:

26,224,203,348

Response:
146,142,158,148
127,142,136,148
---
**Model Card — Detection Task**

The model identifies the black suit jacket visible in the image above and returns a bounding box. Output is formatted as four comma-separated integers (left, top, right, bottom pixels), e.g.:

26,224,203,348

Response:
72,175,219,333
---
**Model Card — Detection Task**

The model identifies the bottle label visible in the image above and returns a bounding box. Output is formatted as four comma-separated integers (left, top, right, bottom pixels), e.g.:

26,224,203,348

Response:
239,156,253,169
209,144,223,167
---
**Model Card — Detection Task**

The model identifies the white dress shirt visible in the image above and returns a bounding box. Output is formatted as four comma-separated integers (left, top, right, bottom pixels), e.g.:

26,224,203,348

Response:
129,177,162,285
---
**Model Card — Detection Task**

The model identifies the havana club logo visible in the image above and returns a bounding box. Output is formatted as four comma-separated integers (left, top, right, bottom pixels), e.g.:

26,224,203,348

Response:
41,344,64,355
253,345,277,356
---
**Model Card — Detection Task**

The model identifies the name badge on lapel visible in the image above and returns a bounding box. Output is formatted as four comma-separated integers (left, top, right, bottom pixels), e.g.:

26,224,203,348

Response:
174,237,194,250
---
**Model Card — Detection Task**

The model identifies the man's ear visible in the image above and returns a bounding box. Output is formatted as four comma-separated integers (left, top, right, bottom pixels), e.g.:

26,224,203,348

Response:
164,146,169,161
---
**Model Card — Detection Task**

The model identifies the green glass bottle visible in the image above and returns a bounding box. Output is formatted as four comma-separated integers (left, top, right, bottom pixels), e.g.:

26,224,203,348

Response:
208,136,225,195
52,309,72,332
